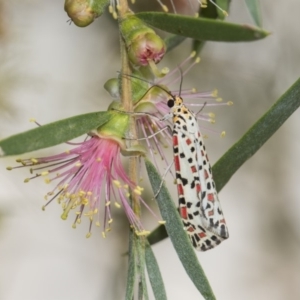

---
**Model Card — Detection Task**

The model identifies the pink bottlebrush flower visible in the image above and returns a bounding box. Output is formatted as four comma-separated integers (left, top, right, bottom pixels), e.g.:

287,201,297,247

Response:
8,132,158,238
133,52,232,172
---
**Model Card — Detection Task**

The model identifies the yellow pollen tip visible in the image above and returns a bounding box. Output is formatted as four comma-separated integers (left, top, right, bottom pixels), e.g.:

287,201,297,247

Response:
131,0,135,4
24,178,30,183
222,10,229,17
126,192,130,198
29,118,36,123
42,205,46,211
112,11,118,19
195,57,201,63
114,202,121,208
6,167,12,170
227,101,233,106
96,222,100,227
96,157,101,162
105,201,111,207
41,171,49,176
108,219,113,224
194,12,199,18
116,4,121,10
212,89,218,97
209,119,215,124
208,112,215,118
102,232,106,238
221,131,226,137
113,180,121,188
108,5,113,13
162,5,168,12
134,188,142,195
216,97,223,102
72,224,76,229
190,51,196,58
86,232,92,238
31,158,38,164
77,218,81,224
158,220,166,224
44,178,51,184
75,162,81,167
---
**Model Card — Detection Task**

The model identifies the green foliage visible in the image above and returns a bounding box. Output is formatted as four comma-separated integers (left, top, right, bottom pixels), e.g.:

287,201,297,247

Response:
136,12,269,42
0,112,111,156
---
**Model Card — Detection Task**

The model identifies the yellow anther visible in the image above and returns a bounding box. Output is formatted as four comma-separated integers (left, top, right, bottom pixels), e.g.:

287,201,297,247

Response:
75,211,81,215
30,158,38,164
72,223,76,229
126,192,130,198
195,57,201,63
162,5,168,12
131,0,135,4
227,101,233,106
216,97,223,102
208,112,215,118
190,51,196,58
6,166,12,170
108,219,113,224
221,131,226,138
93,208,98,214
65,150,70,154
212,89,218,97
113,180,121,188
29,118,36,123
161,67,169,76
116,4,121,10
194,12,199,18
41,171,49,176
114,202,121,208
102,232,106,238
87,191,92,196
44,178,51,184
105,201,111,207
108,5,113,13
209,119,215,124
123,184,129,189
112,11,117,19
75,162,81,167
24,178,30,183
96,221,100,227
86,232,92,238
96,157,101,162
134,188,142,196
158,220,166,224
42,205,46,211
77,218,81,224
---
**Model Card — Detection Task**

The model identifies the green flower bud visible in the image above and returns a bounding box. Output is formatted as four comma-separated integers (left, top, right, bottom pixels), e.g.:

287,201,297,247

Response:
119,13,166,67
64,0,109,27
104,78,120,99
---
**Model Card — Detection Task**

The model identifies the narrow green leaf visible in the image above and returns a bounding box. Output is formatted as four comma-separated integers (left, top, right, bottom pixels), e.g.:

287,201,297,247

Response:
125,231,136,300
0,111,112,156
148,77,300,245
145,159,216,300
136,237,149,300
213,77,300,191
136,12,269,42
145,241,167,300
244,0,262,27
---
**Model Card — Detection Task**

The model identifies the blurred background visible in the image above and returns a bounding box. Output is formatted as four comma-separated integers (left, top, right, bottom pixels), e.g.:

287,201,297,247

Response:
0,0,299,299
